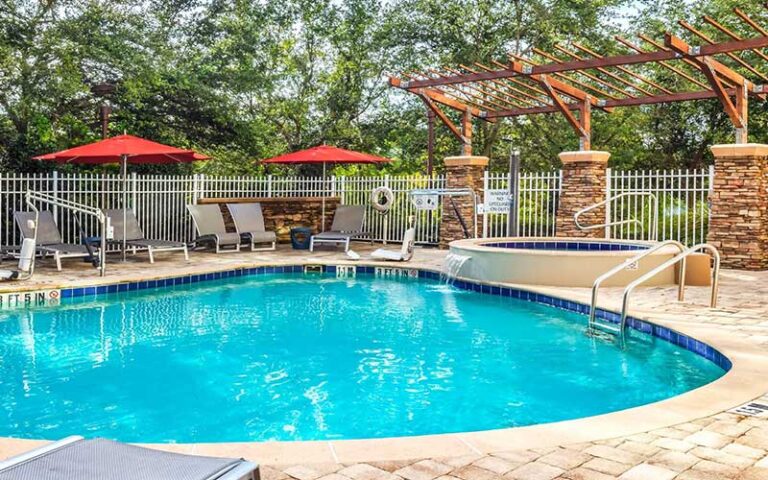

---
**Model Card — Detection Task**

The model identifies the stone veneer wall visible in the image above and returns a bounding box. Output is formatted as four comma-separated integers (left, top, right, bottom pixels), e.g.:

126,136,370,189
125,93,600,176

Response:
198,197,341,243
555,151,610,238
708,144,768,270
439,156,488,248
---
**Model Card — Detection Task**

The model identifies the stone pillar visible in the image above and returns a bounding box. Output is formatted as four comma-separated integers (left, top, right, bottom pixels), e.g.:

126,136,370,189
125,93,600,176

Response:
440,155,488,248
707,144,768,270
555,151,610,238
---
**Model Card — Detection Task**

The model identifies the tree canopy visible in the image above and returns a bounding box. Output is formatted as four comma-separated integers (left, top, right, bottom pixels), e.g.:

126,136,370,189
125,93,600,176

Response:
1,0,766,175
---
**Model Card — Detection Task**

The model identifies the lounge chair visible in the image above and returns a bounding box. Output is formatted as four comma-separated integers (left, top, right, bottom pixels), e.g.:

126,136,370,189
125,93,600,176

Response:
371,228,415,262
104,209,189,263
0,436,259,480
227,203,277,251
310,205,367,252
187,204,241,253
14,211,93,271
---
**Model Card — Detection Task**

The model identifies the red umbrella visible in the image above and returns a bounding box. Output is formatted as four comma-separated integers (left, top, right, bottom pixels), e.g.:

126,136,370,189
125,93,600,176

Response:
261,145,391,226
35,134,210,261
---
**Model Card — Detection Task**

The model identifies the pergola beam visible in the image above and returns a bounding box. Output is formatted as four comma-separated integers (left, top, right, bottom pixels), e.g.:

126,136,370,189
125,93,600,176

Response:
665,33,750,142
400,36,768,90
484,87,752,118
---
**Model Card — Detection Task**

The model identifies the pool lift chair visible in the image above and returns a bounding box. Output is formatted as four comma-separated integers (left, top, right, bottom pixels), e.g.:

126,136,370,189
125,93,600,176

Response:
0,436,260,480
0,212,37,281
371,227,416,262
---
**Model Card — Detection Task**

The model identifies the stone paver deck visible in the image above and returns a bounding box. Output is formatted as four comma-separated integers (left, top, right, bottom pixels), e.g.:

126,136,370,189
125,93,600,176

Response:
1,243,768,479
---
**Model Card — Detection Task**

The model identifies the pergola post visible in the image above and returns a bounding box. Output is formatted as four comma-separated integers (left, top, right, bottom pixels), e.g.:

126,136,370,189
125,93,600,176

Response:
461,109,473,156
708,144,768,270
555,151,611,238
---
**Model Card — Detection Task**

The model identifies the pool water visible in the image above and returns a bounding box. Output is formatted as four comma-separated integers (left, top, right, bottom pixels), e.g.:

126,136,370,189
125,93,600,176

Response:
0,273,725,443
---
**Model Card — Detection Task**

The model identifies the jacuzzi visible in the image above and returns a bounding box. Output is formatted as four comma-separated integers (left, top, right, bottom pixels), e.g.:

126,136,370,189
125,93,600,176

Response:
449,237,681,287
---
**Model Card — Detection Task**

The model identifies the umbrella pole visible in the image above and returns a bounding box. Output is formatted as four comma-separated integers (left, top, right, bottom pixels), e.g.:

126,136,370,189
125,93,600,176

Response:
121,155,128,262
321,162,326,231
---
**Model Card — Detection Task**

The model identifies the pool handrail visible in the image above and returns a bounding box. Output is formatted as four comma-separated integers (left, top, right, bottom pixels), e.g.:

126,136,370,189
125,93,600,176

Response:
589,239,685,332
574,192,658,241
620,243,721,328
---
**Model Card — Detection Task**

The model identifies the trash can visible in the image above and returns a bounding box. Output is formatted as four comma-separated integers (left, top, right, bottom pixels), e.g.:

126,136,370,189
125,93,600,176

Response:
290,227,312,250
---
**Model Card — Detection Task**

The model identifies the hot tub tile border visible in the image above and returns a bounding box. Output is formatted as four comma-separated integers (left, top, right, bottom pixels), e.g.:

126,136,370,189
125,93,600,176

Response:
52,263,730,371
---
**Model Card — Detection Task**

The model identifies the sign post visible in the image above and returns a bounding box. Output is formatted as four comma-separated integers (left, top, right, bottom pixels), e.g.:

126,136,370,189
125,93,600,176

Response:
507,149,521,236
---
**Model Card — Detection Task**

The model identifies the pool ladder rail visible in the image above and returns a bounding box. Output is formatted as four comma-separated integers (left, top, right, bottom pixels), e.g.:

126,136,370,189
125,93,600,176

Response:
588,241,721,340
574,192,659,241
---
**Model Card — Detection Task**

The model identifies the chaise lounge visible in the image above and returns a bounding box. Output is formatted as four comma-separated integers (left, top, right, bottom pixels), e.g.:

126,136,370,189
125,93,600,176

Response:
227,203,277,251
0,436,259,480
14,211,94,271
104,209,189,263
187,204,242,253
310,205,367,253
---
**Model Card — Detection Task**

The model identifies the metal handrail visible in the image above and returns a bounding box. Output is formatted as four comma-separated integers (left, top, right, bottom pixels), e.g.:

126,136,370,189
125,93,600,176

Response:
574,192,658,241
620,243,720,329
589,240,685,329
25,190,110,277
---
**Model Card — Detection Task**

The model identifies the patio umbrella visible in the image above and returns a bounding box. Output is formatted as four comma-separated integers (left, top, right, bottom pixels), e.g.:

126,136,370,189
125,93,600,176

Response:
34,134,209,261
261,145,390,228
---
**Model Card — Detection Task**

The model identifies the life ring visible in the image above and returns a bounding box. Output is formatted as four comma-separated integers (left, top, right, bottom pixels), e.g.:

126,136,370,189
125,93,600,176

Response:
371,186,394,213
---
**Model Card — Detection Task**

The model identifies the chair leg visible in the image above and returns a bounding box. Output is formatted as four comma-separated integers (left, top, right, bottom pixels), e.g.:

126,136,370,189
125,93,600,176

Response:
345,238,350,252
147,247,155,264
310,238,314,252
183,245,189,261
55,253,62,271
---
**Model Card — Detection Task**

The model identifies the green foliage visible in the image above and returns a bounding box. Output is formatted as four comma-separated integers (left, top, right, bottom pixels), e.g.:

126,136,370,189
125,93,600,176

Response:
1,0,767,175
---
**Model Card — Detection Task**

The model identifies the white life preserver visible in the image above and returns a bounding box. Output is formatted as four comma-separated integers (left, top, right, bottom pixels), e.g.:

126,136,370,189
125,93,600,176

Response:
371,186,394,213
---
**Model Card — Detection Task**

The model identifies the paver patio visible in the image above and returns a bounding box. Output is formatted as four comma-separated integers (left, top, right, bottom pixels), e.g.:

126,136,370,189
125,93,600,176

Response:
1,243,768,479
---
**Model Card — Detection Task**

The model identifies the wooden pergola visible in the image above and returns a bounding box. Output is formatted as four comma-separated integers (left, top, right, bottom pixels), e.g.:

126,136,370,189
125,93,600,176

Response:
389,7,768,157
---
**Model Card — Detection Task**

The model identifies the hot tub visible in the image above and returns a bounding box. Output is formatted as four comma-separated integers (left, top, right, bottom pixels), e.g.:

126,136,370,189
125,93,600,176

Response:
449,237,680,287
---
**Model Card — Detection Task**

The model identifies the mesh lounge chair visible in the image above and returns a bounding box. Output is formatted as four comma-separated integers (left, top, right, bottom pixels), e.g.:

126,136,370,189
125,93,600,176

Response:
187,204,241,253
14,211,93,271
371,228,415,262
227,203,277,251
0,436,259,480
310,205,367,253
104,209,189,263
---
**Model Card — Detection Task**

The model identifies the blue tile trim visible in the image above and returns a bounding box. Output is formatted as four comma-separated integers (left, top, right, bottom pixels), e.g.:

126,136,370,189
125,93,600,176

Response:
43,263,729,371
483,241,648,252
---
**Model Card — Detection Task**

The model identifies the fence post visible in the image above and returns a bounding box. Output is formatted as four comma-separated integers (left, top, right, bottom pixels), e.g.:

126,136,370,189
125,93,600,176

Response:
482,170,489,238
605,167,612,239
52,170,59,220
267,175,273,197
131,172,138,214
383,174,390,244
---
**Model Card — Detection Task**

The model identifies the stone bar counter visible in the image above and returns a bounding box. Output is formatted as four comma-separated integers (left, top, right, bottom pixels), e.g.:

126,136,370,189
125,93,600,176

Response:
198,197,341,243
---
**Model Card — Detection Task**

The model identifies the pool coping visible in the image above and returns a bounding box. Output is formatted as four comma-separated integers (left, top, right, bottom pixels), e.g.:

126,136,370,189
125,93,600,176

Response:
0,259,766,465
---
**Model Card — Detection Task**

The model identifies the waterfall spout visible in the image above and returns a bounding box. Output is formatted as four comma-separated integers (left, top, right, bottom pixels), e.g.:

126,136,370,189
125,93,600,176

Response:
442,253,470,284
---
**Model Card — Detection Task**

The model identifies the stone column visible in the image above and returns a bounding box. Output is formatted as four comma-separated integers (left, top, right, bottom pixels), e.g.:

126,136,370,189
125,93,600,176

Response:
555,151,610,238
707,144,768,270
440,155,488,248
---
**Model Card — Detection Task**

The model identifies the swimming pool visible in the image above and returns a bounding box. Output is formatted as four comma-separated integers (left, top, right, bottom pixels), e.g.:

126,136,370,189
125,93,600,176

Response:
0,270,725,443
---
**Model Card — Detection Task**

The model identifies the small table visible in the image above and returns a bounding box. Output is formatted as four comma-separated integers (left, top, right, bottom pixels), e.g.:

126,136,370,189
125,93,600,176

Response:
290,227,313,250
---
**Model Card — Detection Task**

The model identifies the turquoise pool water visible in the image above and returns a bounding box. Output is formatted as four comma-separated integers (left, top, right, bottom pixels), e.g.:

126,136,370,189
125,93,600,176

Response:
0,273,725,443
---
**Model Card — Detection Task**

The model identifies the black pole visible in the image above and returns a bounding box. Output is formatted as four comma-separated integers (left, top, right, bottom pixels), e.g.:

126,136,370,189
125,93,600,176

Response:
507,148,521,237
426,108,435,176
